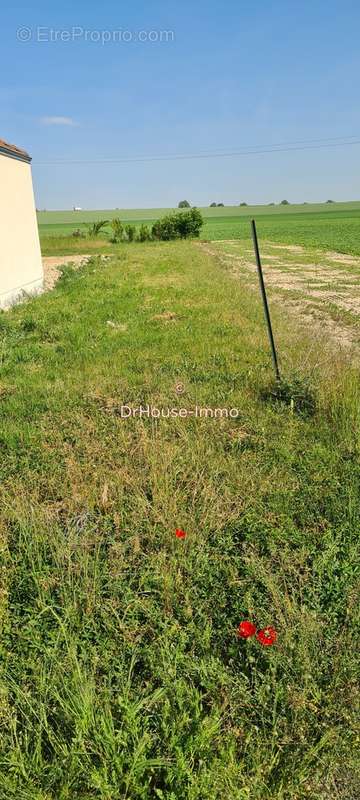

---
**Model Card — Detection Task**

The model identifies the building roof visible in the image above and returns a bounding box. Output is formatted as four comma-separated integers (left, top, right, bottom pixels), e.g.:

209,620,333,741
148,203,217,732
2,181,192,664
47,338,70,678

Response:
0,138,31,163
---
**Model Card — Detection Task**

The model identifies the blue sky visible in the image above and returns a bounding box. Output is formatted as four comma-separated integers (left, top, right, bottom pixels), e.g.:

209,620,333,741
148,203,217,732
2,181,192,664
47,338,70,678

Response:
1,0,360,208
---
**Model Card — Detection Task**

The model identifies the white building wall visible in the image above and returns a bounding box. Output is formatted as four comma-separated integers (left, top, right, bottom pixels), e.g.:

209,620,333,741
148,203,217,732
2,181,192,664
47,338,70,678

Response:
0,152,43,308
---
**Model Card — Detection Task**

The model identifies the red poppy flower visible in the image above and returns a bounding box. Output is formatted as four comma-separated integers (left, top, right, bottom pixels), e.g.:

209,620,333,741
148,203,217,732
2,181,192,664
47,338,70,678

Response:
237,620,257,639
256,626,277,646
175,529,187,539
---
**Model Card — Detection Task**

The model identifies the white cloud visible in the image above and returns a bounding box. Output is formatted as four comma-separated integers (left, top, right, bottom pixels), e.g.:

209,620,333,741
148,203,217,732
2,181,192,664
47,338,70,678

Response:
40,116,79,127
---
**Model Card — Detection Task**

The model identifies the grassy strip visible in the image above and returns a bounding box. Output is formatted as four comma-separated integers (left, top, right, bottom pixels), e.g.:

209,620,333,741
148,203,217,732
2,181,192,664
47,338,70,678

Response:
40,236,116,256
0,242,359,798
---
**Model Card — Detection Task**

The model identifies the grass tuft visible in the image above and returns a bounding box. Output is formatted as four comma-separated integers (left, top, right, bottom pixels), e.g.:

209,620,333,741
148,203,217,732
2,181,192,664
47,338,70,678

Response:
261,374,317,417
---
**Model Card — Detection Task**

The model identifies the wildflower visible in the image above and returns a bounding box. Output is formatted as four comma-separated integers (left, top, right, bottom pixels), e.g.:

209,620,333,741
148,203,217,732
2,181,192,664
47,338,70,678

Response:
237,620,257,639
175,529,187,539
256,626,277,646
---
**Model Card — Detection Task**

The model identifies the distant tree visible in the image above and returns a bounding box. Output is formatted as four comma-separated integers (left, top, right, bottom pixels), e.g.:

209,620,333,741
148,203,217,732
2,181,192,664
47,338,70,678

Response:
280,200,290,205
239,202,248,207
217,203,224,207
268,202,275,206
326,199,335,203
178,200,191,208
209,202,217,207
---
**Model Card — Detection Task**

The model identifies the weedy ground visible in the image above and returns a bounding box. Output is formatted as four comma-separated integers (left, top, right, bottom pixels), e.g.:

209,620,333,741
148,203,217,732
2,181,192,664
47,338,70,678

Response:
0,241,359,799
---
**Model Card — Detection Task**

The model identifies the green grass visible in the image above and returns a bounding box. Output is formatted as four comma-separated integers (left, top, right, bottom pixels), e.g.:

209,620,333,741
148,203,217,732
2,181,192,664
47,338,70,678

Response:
0,242,359,798
38,201,360,257
37,201,360,226
40,236,116,256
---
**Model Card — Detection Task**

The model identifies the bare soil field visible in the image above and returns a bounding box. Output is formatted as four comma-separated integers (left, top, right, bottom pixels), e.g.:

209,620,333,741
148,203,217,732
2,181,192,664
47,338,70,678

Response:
201,240,360,350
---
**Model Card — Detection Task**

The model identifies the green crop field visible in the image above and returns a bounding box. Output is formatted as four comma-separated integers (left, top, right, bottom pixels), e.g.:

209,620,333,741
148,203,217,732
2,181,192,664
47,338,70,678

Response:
38,201,360,256
0,240,359,798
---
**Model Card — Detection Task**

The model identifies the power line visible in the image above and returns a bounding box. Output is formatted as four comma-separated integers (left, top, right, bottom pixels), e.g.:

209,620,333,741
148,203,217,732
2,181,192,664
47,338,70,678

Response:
33,135,360,166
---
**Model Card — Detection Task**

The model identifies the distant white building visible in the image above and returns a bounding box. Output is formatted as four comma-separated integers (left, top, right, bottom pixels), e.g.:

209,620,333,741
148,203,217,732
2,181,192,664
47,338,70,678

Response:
73,206,82,211
0,138,43,308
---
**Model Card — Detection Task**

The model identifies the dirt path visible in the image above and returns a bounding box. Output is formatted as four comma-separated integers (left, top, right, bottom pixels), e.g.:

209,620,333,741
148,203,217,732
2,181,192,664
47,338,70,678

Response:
42,255,92,291
200,241,360,350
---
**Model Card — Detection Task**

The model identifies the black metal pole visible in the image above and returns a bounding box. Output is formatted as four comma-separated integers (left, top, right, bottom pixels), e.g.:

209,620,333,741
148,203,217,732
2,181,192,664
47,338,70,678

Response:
251,219,281,381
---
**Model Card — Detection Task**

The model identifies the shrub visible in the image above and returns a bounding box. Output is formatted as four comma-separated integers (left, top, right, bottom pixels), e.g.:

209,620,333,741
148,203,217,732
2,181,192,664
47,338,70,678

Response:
152,214,178,241
176,207,203,238
110,218,124,242
87,220,109,238
138,224,152,242
239,202,248,206
152,208,204,241
280,200,290,205
217,202,224,207
210,202,217,207
124,224,136,242
178,200,191,208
